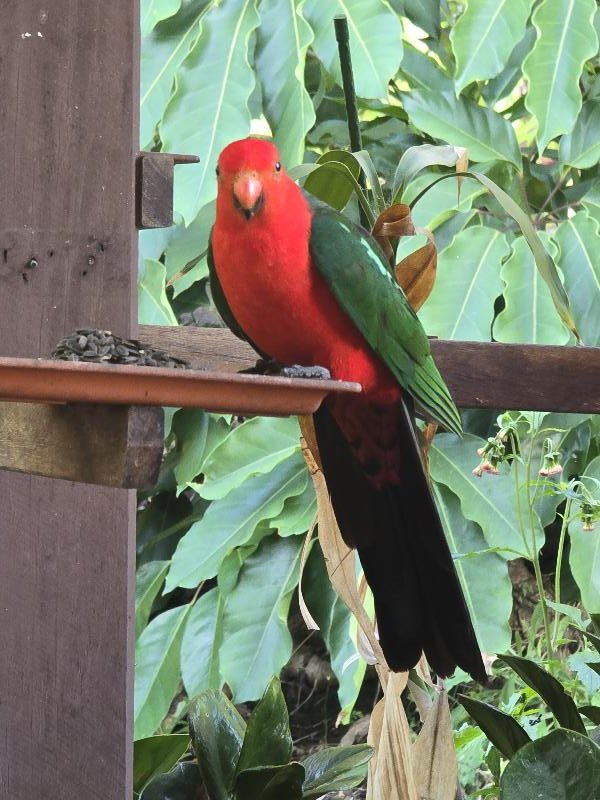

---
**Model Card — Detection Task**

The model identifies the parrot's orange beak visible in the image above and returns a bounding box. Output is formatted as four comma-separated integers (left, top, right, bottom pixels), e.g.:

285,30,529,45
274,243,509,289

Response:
233,173,264,219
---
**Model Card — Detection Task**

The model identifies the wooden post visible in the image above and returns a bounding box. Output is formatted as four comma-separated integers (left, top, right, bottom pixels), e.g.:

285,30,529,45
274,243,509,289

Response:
0,2,138,796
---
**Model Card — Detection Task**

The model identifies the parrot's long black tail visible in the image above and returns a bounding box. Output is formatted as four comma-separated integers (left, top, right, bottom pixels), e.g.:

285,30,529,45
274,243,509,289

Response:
313,400,487,683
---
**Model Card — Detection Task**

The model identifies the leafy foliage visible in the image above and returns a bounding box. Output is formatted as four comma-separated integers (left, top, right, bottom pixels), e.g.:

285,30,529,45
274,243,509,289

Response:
137,0,600,794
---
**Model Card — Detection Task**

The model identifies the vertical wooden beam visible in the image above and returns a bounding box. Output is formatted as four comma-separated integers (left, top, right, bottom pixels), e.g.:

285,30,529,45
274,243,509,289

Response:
0,2,138,797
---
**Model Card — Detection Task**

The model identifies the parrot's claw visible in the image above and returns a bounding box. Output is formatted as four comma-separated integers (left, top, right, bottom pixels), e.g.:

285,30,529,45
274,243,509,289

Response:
244,358,331,380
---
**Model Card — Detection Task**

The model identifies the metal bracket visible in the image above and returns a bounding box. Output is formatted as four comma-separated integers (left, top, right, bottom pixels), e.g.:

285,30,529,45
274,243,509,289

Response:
136,151,200,229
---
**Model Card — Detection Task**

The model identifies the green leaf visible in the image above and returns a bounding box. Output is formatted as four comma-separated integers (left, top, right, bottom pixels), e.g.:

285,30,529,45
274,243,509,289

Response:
142,0,182,37
494,234,570,345
181,588,224,697
219,535,303,702
580,705,600,725
136,561,171,639
200,416,300,500
559,100,600,169
582,186,600,227
255,0,315,167
497,654,587,734
303,0,403,99
392,143,467,202
402,0,440,37
433,484,513,656
271,477,315,536
568,456,600,614
140,2,207,147
500,729,600,800
457,695,530,759
139,259,178,325
302,745,373,798
403,174,485,230
418,226,508,340
139,762,203,800
400,45,452,93
402,90,522,169
483,26,537,105
164,201,215,288
173,410,209,488
234,763,305,800
303,544,365,723
188,689,246,800
161,0,260,224
236,676,292,773
552,212,600,346
523,0,598,154
134,734,191,794
134,603,193,740
166,452,307,590
451,0,532,96
429,433,535,559
300,151,372,222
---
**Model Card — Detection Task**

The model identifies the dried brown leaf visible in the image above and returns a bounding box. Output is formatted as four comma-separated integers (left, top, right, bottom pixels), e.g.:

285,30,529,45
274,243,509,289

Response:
298,522,320,631
372,204,415,264
455,146,468,202
394,228,437,312
412,685,458,800
368,672,417,800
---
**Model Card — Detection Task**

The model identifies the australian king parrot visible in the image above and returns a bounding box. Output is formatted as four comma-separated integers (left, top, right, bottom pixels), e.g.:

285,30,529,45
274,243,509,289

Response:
208,137,487,682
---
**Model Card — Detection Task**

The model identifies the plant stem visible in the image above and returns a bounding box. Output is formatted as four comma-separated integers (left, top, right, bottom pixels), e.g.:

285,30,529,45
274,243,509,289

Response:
525,435,553,659
552,497,572,647
334,15,369,229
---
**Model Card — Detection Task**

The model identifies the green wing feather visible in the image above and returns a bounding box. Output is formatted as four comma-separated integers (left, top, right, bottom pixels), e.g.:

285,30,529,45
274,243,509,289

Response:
306,194,462,434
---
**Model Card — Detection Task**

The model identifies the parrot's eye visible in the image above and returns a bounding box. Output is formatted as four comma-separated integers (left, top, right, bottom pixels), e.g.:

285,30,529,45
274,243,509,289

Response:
275,161,281,172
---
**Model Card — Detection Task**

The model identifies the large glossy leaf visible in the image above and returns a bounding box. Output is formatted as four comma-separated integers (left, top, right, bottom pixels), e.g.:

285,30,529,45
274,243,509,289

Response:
234,763,305,800
134,734,191,794
172,410,209,488
458,695,530,759
302,543,365,723
139,259,177,325
500,729,600,800
140,1,207,147
219,534,303,702
189,690,246,800
568,455,600,614
523,0,598,154
450,0,532,96
180,588,224,697
403,0,440,37
392,144,468,203
400,45,453,93
552,212,600,346
403,174,485,230
418,226,508,340
199,416,300,500
139,762,203,800
166,452,307,590
430,433,536,559
582,186,600,227
497,654,586,734
302,744,372,798
142,0,182,37
161,0,259,224
483,25,537,104
136,561,171,639
559,100,600,169
236,676,292,773
494,234,570,344
303,0,403,99
402,90,522,169
433,483,513,655
255,0,315,167
135,603,193,740
270,477,315,536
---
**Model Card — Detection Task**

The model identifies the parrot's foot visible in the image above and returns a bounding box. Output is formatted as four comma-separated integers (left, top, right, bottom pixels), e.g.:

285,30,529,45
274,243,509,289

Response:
246,358,331,380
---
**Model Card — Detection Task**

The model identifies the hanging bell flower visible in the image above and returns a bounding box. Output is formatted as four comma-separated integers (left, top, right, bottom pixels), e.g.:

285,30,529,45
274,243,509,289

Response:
539,438,563,477
472,436,506,477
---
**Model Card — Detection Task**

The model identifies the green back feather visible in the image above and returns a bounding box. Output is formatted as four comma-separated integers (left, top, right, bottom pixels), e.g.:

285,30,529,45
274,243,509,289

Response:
307,195,462,434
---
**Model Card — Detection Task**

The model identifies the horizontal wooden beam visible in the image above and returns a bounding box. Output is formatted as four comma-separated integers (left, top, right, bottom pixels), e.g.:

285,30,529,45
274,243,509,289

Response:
139,325,600,415
0,403,163,488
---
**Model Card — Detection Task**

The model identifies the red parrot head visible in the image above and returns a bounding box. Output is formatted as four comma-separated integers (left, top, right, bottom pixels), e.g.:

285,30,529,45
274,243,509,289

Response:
216,138,284,221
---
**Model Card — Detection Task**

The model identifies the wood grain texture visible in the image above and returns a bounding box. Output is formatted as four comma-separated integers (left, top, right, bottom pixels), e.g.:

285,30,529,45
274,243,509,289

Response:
0,2,138,797
139,325,600,414
0,404,163,488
